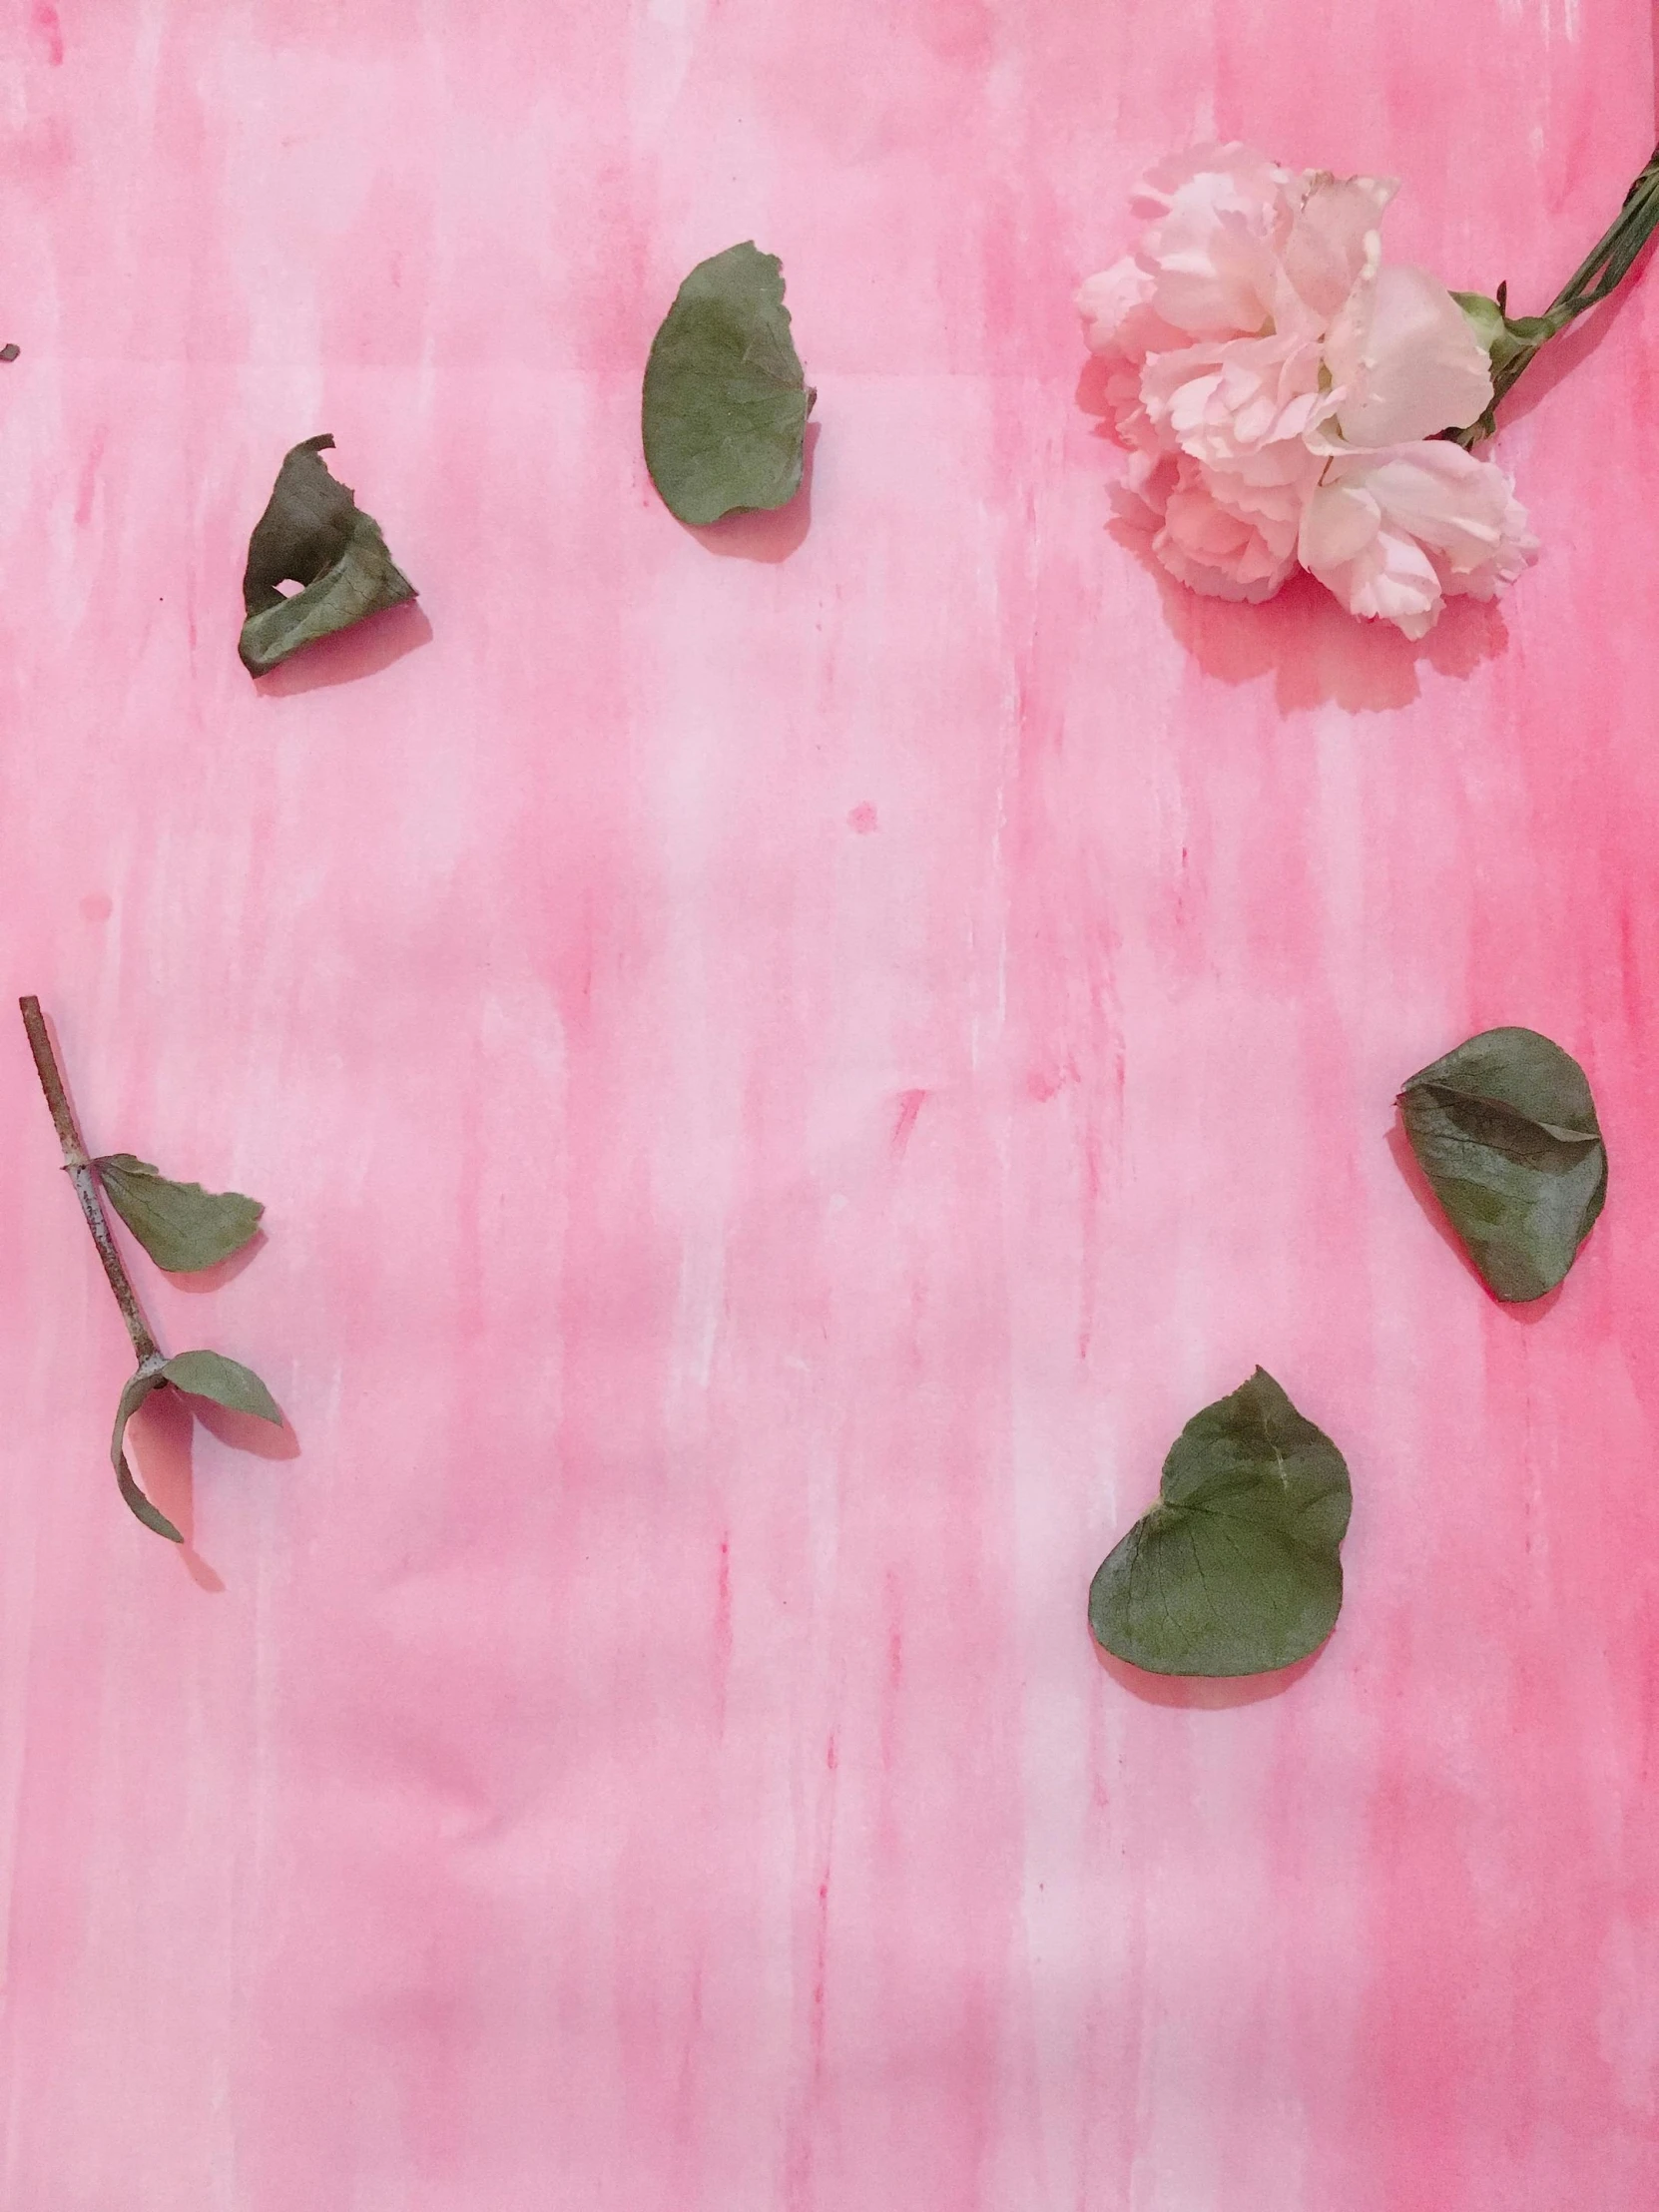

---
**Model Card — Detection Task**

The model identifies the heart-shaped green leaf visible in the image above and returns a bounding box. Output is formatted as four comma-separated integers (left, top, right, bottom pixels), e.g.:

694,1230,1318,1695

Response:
95,1153,263,1272
642,242,815,525
1397,1026,1606,1302
110,1352,282,1541
1088,1369,1353,1678
239,434,416,676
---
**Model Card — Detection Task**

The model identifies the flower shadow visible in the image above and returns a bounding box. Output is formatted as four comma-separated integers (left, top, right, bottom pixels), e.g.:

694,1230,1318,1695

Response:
1077,358,1512,713
1113,517,1510,714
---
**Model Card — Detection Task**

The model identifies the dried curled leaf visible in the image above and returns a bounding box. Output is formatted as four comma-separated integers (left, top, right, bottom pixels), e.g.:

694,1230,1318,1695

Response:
1088,1369,1353,1678
110,1351,283,1541
642,243,815,525
239,434,416,676
1397,1026,1607,1302
95,1153,263,1273
111,1368,181,1542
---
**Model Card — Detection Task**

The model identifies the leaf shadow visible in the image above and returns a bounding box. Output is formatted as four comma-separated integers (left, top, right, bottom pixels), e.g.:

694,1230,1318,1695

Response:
127,1383,301,1589
192,1394,302,1461
253,596,431,697
126,1387,224,1592
1384,1114,1565,1322
681,421,818,563
164,1228,267,1294
1092,1635,1324,1707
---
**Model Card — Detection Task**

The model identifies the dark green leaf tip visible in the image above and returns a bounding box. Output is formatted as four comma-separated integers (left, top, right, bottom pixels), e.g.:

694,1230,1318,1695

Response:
1397,1025,1606,1302
239,434,416,676
642,242,814,525
1088,1369,1353,1678
95,1153,264,1273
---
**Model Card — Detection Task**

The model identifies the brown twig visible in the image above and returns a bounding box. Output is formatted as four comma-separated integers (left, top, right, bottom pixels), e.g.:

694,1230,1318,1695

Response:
19,996,160,1365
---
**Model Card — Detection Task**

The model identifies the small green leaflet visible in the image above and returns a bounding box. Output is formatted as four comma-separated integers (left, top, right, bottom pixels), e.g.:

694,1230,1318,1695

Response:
110,1351,283,1543
95,1153,263,1272
1088,1370,1353,1678
240,434,416,676
160,1351,283,1424
1397,1026,1607,1302
642,243,815,525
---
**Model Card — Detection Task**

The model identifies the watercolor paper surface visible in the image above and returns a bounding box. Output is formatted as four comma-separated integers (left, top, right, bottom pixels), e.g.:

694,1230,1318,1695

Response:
2,4,1657,2207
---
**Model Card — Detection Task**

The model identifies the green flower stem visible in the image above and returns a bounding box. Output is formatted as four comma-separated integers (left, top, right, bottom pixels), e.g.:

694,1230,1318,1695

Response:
19,996,160,1365
1451,143,1659,447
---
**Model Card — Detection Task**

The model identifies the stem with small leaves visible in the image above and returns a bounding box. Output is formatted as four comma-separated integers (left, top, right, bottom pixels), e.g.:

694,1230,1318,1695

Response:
1450,144,1659,447
19,996,161,1367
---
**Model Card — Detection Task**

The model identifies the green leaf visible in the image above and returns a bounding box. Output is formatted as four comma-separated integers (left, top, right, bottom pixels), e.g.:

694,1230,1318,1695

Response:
642,242,815,525
107,1352,282,1543
95,1153,263,1272
110,1368,183,1543
1397,1026,1607,1302
160,1350,282,1425
1088,1369,1353,1678
239,434,416,676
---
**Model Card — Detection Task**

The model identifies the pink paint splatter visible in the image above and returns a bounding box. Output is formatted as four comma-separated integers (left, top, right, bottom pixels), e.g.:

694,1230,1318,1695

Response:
32,5,64,67
890,1086,928,1155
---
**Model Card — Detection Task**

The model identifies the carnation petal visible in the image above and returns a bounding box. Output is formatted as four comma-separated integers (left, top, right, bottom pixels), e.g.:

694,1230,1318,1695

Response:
1301,439,1536,635
1279,171,1398,320
1154,453,1304,602
1327,263,1494,447
1136,146,1304,337
1076,257,1156,353
1301,485,1443,637
1299,481,1382,569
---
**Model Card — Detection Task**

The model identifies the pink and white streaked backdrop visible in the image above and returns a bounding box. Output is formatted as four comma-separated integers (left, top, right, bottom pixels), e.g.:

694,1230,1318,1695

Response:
3,3,1658,2206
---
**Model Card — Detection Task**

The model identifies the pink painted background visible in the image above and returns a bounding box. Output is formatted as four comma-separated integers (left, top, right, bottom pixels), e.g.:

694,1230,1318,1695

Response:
4,3,1658,2205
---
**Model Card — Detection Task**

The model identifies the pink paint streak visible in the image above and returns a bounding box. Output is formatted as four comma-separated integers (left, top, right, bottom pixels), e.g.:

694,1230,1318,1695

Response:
1,3,1657,2209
